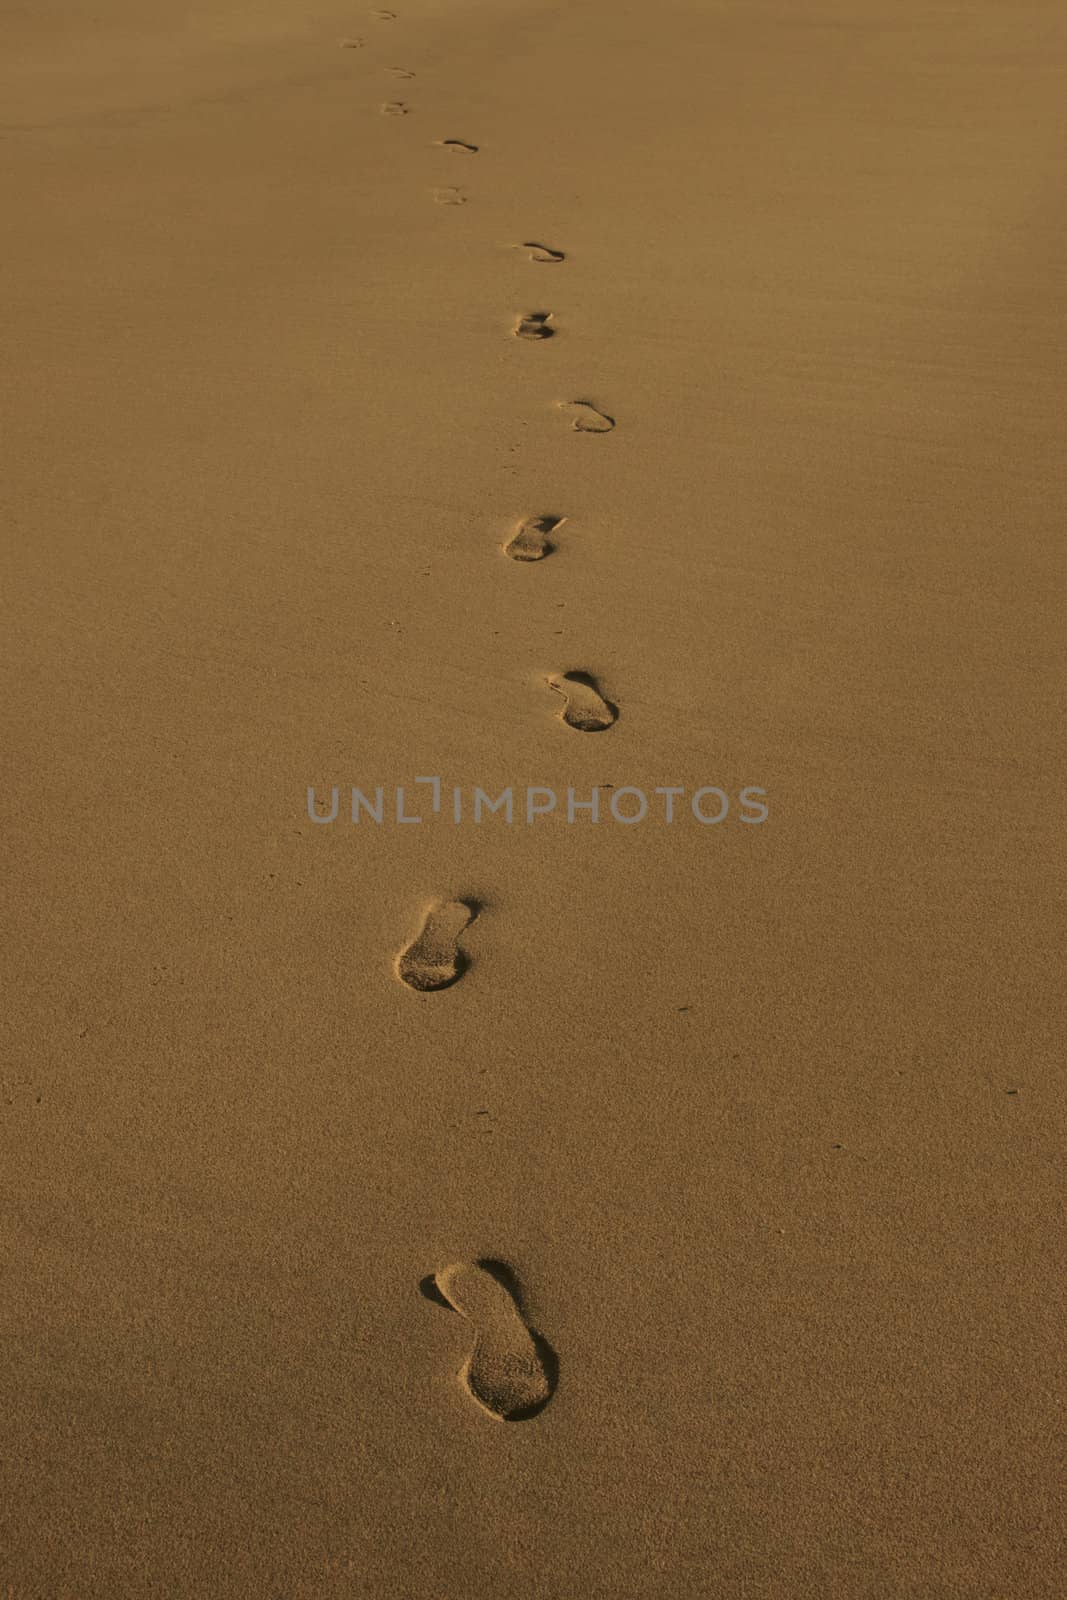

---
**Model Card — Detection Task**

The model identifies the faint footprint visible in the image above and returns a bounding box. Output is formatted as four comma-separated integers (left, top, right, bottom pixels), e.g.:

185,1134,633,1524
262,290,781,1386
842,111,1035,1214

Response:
433,186,466,206
518,241,565,264
559,400,614,432
503,515,565,562
388,66,415,78
515,311,554,341
340,37,366,48
373,7,398,16
380,101,409,115
423,1260,556,1422
548,671,617,732
436,139,478,154
396,899,478,991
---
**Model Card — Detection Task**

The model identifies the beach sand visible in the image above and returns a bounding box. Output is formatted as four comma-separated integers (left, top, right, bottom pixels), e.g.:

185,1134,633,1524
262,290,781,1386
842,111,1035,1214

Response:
1,1,1064,1594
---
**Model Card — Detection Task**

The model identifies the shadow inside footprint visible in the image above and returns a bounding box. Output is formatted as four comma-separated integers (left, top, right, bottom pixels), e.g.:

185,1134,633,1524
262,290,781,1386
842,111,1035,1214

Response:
437,139,479,154
515,311,553,341
519,241,565,264
397,898,479,991
419,1273,453,1309
433,187,466,206
558,399,614,432
427,1259,557,1422
548,671,617,732
380,101,409,115
503,514,565,562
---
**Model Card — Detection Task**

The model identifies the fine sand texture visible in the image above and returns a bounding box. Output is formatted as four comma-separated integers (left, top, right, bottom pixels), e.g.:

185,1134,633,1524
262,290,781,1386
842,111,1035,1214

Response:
2,1,1064,1596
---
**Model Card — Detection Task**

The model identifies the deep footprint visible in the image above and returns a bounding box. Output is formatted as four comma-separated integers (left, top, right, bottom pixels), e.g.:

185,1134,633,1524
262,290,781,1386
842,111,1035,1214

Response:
396,899,478,991
380,101,409,115
558,400,614,432
433,186,466,206
430,1260,555,1422
504,515,565,562
515,311,554,340
437,139,479,154
519,241,565,264
548,671,617,732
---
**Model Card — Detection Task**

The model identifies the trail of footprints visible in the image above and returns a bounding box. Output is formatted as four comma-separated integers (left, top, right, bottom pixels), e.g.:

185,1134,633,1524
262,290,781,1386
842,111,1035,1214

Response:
339,7,631,1417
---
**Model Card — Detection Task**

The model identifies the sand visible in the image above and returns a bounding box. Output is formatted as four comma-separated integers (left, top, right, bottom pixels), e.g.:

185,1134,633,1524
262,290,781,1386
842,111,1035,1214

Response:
1,0,1064,1595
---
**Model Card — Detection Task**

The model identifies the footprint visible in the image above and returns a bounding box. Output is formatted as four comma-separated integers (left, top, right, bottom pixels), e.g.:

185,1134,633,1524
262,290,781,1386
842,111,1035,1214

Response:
388,66,415,78
433,186,466,206
436,139,478,154
559,400,614,433
503,515,565,562
424,1260,555,1422
519,241,565,264
340,37,366,48
548,671,617,732
396,898,478,991
514,311,554,341
373,7,398,16
380,101,409,115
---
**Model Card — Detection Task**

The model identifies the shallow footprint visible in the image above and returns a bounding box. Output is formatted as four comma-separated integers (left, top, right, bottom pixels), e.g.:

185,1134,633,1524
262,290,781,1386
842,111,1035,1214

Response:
515,311,553,341
433,186,466,206
519,241,565,264
436,139,478,154
380,100,409,115
548,671,617,732
372,7,398,17
388,66,415,78
429,1260,555,1422
559,399,614,432
504,514,565,562
396,898,478,991
340,36,366,48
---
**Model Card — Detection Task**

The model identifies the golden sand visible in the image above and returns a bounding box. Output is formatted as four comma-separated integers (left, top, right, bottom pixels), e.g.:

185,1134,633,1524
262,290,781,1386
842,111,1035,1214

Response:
2,1,1063,1594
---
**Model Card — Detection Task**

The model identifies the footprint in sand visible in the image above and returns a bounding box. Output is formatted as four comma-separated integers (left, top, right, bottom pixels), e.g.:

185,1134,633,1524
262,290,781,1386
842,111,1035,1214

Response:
559,400,614,433
436,139,479,155
423,1260,555,1422
373,7,398,17
548,671,617,732
515,311,554,341
381,101,409,115
518,241,565,264
340,37,366,49
396,899,478,991
503,515,566,562
433,187,466,206
388,66,415,78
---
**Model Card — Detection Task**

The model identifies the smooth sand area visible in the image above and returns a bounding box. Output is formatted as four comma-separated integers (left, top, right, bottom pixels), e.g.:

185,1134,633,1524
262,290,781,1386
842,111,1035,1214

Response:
2,1,1064,1595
